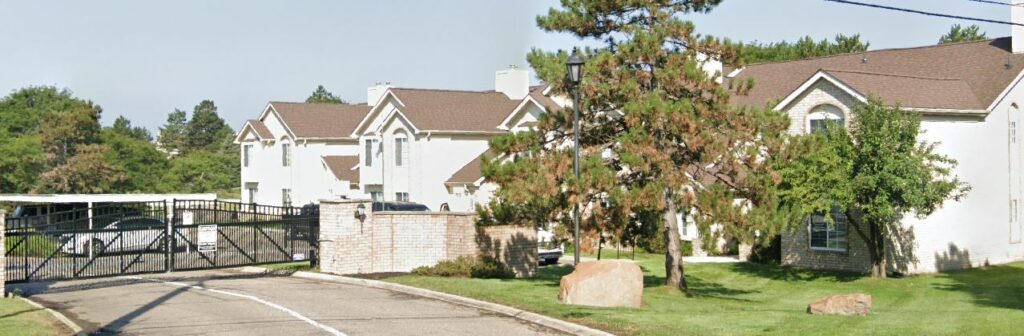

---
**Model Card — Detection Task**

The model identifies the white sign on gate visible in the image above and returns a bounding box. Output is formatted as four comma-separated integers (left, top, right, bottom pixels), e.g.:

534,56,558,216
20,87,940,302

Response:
197,224,217,253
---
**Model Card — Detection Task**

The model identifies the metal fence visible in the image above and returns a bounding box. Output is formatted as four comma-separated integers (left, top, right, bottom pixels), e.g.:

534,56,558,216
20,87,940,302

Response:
4,200,317,283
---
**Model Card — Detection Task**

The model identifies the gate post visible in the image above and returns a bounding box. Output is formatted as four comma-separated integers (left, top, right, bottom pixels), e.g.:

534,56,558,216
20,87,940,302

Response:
1,210,6,296
165,200,174,273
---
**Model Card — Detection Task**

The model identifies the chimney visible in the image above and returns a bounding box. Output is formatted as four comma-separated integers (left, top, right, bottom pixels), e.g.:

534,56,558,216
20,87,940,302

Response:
697,52,723,84
495,66,529,100
367,82,392,107
1015,0,1024,53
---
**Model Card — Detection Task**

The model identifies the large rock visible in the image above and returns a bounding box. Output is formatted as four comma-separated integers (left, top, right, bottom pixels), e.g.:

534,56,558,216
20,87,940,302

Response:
807,294,872,316
559,260,643,308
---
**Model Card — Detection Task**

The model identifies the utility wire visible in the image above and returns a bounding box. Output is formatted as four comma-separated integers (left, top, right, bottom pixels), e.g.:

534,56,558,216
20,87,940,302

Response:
824,0,1024,26
966,0,1024,7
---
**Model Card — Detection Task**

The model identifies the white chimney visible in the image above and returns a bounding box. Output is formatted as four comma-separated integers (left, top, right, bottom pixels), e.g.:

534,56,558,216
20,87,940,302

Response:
1014,0,1024,53
697,53,723,84
367,82,392,107
495,66,529,100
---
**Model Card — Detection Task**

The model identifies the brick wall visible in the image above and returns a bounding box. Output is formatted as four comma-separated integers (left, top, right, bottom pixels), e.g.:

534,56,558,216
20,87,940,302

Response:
781,224,873,273
319,200,537,277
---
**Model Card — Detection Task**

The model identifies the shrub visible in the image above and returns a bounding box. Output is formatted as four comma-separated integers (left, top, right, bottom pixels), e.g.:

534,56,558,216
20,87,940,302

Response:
412,256,514,279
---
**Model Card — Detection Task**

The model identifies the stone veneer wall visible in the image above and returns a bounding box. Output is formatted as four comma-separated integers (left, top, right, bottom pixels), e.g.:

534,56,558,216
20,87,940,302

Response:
319,200,537,277
781,224,873,273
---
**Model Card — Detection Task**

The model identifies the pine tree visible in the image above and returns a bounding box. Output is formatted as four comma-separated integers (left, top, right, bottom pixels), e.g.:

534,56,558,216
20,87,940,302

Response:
484,0,796,291
158,109,188,154
306,85,346,104
939,24,987,44
184,100,234,153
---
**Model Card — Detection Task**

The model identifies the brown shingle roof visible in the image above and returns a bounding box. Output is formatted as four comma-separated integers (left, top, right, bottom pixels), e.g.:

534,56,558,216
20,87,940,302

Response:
245,119,273,139
322,155,359,184
390,88,521,132
730,37,1024,111
270,102,371,138
446,155,484,184
529,85,561,111
824,70,983,110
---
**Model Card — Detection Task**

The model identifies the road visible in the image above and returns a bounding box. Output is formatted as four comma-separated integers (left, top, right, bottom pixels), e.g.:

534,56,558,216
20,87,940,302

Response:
9,269,567,336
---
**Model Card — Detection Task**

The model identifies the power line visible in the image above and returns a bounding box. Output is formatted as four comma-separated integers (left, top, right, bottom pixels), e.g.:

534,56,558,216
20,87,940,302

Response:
966,0,1024,7
824,0,1024,26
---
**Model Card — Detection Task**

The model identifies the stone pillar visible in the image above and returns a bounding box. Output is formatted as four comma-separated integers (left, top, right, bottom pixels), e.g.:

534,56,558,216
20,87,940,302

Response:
738,243,753,262
318,199,374,275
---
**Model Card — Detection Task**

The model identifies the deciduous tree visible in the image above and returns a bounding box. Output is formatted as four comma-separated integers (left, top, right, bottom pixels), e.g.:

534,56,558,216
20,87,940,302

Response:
35,144,128,194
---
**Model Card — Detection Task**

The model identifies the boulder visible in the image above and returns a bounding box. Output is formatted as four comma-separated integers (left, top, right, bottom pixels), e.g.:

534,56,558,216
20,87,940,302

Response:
559,260,643,308
807,294,872,316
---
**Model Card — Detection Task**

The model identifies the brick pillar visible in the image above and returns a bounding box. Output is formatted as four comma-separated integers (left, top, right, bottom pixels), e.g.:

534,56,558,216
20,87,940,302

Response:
319,199,374,275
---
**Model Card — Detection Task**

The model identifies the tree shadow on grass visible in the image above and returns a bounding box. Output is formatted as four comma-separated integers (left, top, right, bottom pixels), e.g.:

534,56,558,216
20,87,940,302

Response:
933,263,1024,311
727,262,862,283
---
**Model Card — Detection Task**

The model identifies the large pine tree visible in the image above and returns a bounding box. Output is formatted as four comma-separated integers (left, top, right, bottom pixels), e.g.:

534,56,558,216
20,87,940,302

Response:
485,0,797,291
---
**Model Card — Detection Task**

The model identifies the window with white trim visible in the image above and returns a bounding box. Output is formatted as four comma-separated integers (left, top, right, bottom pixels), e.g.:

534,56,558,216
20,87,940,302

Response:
245,183,258,204
282,188,292,207
365,139,374,166
243,144,252,168
396,192,409,202
808,209,848,251
282,143,291,167
394,136,409,167
807,104,845,134
370,191,383,201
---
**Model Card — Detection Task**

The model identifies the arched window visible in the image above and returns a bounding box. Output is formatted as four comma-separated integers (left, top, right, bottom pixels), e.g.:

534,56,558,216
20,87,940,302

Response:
807,104,845,134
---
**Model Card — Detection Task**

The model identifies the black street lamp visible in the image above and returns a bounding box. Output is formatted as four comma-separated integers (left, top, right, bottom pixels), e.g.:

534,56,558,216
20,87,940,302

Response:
566,48,584,266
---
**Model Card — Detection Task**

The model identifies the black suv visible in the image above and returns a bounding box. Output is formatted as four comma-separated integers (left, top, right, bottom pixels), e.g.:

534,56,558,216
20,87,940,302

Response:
371,202,430,212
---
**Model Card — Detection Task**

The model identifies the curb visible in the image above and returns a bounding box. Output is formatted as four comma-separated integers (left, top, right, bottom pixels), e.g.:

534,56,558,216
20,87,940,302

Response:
17,296,84,335
239,267,614,336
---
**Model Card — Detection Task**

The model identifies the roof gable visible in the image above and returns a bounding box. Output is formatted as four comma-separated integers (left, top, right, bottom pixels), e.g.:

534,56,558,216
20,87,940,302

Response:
732,38,1024,112
265,102,371,139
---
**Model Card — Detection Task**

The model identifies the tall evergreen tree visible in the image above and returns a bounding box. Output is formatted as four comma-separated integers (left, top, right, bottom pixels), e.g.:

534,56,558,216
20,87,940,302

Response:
939,24,987,44
741,34,869,64
485,0,796,291
158,108,189,154
109,115,153,142
184,100,233,153
306,85,347,104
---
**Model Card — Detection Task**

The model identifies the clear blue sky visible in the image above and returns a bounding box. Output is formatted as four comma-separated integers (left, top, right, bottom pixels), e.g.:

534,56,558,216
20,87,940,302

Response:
0,0,1012,132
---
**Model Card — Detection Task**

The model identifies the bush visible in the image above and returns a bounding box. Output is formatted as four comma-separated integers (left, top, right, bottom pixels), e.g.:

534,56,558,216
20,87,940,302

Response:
680,240,693,256
412,256,514,279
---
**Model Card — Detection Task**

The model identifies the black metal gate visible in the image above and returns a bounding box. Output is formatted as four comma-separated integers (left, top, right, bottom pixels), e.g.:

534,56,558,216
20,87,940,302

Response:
4,200,318,283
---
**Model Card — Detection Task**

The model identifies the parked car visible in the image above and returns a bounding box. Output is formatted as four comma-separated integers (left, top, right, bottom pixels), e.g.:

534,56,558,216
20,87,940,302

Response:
538,229,564,266
59,216,173,255
371,201,430,212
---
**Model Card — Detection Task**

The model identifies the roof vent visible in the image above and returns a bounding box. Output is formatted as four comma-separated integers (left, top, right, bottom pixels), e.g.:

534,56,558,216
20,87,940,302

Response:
861,55,868,64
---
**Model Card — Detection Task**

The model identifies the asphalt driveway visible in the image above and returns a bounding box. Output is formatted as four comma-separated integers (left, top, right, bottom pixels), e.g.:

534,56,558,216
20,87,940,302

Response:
8,270,566,335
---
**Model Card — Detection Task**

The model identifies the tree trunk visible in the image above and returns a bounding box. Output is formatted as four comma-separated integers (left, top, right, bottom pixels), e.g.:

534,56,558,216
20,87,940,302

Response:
663,194,687,291
597,232,604,260
869,222,887,278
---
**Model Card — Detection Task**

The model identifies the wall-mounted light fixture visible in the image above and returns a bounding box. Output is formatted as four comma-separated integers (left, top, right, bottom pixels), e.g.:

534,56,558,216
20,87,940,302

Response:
355,203,367,222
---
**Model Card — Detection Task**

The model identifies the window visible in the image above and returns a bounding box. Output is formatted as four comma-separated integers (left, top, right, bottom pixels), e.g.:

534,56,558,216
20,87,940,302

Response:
394,137,408,166
396,192,409,202
807,104,845,134
282,189,292,207
370,191,384,201
243,145,252,168
808,209,848,251
365,139,374,166
282,143,291,167
246,183,259,204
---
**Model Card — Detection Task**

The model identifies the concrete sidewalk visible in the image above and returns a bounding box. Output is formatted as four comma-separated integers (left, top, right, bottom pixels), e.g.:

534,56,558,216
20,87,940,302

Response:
10,270,567,336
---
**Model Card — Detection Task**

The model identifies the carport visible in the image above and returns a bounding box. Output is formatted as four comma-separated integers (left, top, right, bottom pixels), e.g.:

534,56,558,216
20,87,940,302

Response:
0,193,217,230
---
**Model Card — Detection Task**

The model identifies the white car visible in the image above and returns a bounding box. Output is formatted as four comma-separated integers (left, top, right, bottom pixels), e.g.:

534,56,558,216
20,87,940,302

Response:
59,217,170,255
538,229,564,265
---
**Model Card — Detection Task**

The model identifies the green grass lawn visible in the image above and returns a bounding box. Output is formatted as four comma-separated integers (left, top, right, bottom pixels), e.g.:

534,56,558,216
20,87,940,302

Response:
386,253,1024,335
0,297,68,336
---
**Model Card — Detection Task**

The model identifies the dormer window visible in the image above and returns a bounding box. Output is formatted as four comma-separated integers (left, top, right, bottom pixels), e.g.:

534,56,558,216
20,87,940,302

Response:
807,104,845,134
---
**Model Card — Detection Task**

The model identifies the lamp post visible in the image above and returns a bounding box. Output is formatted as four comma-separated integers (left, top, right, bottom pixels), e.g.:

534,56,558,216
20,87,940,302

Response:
566,49,584,266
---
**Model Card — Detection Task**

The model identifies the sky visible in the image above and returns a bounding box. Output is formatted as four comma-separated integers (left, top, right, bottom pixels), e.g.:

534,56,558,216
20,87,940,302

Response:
0,0,1014,133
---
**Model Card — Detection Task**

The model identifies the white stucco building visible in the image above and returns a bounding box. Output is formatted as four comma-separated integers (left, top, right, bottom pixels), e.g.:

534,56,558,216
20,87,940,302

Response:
236,68,564,211
727,31,1024,273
